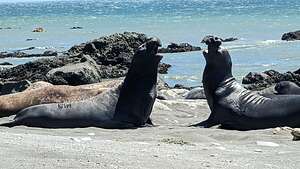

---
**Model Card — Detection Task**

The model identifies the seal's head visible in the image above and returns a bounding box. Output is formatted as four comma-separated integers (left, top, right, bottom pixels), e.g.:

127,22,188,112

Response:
202,36,233,84
275,81,299,94
130,37,163,76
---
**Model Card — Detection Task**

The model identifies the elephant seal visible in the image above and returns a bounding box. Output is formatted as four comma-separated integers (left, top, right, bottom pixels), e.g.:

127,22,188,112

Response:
275,81,300,95
191,36,300,130
0,37,162,128
0,83,110,117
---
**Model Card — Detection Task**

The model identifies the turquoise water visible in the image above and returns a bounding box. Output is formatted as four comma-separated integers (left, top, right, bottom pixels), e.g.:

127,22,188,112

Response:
0,0,300,86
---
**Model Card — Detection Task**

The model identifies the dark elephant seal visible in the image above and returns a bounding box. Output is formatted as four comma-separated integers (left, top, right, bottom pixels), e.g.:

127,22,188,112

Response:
275,81,300,95
192,36,300,130
0,37,162,128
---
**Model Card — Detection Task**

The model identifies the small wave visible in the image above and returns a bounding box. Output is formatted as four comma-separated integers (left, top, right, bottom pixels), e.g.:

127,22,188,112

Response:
225,39,296,51
234,63,277,67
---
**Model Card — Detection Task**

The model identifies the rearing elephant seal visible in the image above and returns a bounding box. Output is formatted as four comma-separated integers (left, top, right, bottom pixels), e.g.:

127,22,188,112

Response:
192,36,300,130
0,37,162,128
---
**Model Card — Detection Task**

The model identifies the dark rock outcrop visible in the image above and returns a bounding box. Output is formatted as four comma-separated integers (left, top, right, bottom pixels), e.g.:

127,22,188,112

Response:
0,62,13,66
242,69,300,90
158,43,201,53
32,27,44,32
281,30,300,41
0,32,171,86
202,35,238,43
70,27,83,29
158,63,171,74
0,50,57,58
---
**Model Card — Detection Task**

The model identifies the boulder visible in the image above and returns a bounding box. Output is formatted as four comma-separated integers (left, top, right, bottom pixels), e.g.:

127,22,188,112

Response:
46,56,101,85
158,42,201,53
281,30,300,41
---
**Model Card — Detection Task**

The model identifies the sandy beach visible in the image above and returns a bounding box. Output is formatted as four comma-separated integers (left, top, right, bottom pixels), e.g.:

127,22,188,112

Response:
0,99,299,169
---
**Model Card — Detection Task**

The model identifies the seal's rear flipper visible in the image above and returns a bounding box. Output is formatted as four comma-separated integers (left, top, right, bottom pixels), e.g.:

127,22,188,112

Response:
189,119,219,128
0,121,18,127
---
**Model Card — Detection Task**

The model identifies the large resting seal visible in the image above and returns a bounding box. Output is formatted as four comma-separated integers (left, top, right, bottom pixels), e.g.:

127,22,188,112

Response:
192,36,300,130
275,81,300,95
0,82,112,117
0,37,162,128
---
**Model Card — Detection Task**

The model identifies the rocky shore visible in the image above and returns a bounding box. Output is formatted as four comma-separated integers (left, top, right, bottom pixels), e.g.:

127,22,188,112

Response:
158,42,201,53
242,69,300,90
0,32,171,87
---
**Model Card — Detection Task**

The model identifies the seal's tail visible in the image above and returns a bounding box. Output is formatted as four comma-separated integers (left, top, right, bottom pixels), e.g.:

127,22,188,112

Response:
0,121,18,127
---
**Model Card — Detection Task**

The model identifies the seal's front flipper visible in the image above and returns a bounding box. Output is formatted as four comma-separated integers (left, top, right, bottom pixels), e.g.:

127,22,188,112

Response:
189,118,219,128
146,118,154,126
0,121,18,128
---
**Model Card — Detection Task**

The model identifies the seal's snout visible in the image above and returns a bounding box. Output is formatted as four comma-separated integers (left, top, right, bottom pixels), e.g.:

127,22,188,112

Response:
146,37,163,61
201,36,222,51
146,37,162,52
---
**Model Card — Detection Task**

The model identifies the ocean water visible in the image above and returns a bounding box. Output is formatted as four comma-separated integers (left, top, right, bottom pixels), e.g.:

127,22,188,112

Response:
0,0,300,86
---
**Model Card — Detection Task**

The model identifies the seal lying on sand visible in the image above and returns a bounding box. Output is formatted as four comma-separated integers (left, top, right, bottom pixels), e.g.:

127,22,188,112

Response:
275,81,300,95
0,37,162,128
192,36,300,130
0,80,122,117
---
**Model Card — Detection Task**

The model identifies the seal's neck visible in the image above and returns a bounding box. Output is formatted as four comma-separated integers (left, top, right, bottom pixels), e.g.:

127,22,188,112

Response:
113,58,158,126
203,64,233,91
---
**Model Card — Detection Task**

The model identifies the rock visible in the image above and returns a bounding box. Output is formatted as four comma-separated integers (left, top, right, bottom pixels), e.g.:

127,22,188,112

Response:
0,62,13,66
158,42,201,53
158,63,171,74
0,32,171,85
70,27,83,29
184,87,206,99
16,47,35,52
242,69,300,90
43,50,58,56
26,38,38,41
0,50,57,58
281,30,300,41
158,89,189,100
202,35,238,43
291,128,300,141
32,27,44,32
173,84,193,90
157,77,170,90
0,80,31,95
46,55,101,85
221,37,238,42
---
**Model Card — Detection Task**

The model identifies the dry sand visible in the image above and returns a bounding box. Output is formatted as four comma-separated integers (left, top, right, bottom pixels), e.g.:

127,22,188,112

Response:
0,99,299,169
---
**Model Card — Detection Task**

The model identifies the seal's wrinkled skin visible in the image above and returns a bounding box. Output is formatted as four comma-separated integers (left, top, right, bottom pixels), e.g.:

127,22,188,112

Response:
0,37,162,129
192,36,300,130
